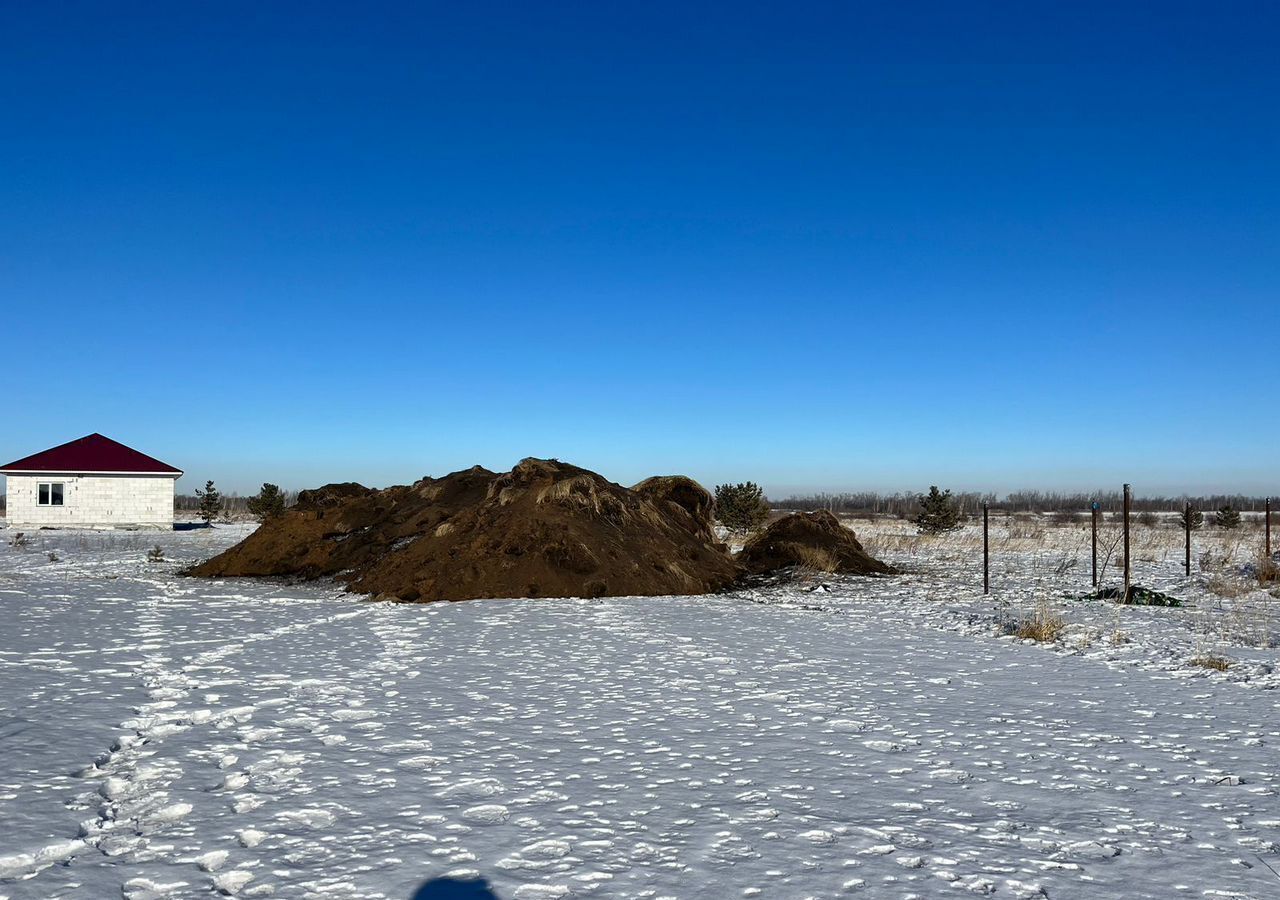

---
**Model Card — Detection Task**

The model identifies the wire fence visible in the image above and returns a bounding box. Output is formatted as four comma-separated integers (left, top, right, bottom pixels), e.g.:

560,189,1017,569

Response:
772,489,1275,518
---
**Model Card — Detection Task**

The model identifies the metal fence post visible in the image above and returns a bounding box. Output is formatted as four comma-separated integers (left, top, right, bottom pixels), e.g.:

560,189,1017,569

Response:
983,502,989,595
1091,501,1099,588
1184,501,1191,577
1122,483,1132,601
1267,496,1272,560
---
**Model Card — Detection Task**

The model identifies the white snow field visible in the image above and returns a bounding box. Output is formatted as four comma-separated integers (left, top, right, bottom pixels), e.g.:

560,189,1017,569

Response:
2,522,1279,900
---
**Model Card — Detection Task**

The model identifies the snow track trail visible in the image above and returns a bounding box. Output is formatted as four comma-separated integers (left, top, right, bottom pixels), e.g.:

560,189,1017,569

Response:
2,527,1278,899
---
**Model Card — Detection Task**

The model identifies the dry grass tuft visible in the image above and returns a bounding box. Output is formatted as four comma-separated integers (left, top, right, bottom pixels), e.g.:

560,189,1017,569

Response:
1015,601,1067,643
791,544,841,574
1190,653,1231,672
1217,598,1278,649
1255,553,1279,585
1007,520,1046,541
1206,575,1250,599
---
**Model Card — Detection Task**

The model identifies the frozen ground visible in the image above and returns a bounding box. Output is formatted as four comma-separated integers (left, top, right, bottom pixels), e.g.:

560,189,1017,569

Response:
1,522,1278,899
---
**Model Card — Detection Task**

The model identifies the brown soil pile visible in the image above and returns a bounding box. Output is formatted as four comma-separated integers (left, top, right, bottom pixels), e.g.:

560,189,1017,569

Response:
630,475,723,545
186,458,741,602
739,510,894,576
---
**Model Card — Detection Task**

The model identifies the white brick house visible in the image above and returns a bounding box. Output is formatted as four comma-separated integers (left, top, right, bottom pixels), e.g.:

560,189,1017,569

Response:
1,434,182,530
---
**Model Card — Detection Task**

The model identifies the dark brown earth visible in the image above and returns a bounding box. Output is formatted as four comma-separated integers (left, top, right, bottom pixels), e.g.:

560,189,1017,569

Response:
186,459,742,602
738,509,895,576
630,475,724,546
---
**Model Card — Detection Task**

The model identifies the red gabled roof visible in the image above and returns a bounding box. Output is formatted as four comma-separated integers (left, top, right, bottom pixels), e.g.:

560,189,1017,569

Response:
0,434,182,475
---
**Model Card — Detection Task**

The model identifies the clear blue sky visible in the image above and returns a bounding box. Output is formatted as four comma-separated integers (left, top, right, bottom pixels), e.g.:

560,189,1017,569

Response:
2,2,1277,497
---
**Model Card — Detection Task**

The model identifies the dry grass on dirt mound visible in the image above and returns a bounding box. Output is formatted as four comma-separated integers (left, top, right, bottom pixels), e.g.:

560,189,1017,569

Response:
739,510,896,576
187,459,742,602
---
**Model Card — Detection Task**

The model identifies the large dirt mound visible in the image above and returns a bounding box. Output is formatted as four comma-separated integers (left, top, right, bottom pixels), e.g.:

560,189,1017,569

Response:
186,459,741,602
739,510,894,576
631,475,721,545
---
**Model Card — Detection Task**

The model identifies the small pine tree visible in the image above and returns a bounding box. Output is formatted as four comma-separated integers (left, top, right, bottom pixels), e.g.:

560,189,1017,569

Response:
914,486,963,535
1214,505,1241,529
247,483,287,520
714,482,771,534
1180,505,1204,531
195,480,223,524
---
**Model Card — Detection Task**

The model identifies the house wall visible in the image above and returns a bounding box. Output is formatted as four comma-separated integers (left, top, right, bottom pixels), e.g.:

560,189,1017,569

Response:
5,474,177,529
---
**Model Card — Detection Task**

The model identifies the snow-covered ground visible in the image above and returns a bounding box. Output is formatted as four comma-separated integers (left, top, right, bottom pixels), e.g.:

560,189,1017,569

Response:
2,521,1278,899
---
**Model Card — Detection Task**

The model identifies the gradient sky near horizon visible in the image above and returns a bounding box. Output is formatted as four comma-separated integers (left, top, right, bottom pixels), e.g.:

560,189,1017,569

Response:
2,2,1277,498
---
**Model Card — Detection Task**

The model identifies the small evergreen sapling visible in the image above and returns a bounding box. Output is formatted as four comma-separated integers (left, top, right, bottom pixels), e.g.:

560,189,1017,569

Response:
713,482,771,534
914,486,963,535
196,480,223,525
247,483,287,520
1180,506,1204,531
1214,505,1241,529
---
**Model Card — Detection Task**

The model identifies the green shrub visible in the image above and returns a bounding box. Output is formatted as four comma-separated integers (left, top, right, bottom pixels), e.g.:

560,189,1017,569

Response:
1214,505,1241,529
914,486,962,535
247,483,287,520
195,480,223,524
1179,506,1204,531
714,482,771,534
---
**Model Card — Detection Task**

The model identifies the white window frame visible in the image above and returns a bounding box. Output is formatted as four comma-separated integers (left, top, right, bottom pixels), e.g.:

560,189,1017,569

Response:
38,482,66,506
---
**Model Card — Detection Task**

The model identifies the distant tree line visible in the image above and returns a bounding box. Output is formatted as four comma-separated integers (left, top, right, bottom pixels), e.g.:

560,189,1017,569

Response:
1,484,1270,524
175,485,299,519
0,488,296,518
0,485,298,520
772,490,1275,517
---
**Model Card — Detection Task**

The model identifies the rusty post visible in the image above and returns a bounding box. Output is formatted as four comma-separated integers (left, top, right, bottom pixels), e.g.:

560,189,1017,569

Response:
1122,483,1132,602
1184,502,1192,577
1091,502,1099,588
983,502,989,595
1267,497,1272,560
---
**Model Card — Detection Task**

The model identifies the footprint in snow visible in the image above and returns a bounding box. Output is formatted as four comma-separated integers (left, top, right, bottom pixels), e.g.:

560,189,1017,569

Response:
438,778,505,801
192,849,229,872
798,829,837,845
512,885,571,899
274,807,336,830
211,869,254,894
461,804,510,825
862,739,909,752
518,838,573,860
122,877,192,900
